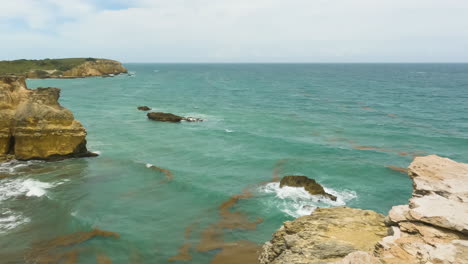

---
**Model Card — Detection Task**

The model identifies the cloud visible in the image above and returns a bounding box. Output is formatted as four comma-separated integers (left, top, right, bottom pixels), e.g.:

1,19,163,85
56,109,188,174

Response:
1,0,468,62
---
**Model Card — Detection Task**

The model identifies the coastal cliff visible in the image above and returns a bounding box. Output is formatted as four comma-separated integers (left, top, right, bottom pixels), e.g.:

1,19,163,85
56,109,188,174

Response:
259,155,468,264
0,76,94,161
0,58,127,79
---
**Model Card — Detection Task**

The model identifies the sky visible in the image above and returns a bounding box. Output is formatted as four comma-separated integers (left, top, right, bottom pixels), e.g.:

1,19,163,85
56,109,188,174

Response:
1,0,468,62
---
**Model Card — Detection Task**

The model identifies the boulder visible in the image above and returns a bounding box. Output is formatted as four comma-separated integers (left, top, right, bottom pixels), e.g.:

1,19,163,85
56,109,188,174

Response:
137,106,151,111
0,76,95,161
279,175,337,201
147,112,184,122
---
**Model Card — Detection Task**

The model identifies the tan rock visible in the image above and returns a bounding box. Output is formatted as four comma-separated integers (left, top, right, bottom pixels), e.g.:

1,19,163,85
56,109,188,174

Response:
62,59,127,78
0,76,94,161
258,207,387,264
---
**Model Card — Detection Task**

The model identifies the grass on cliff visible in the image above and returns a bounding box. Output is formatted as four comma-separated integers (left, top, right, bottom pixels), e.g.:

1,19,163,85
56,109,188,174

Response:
0,58,97,75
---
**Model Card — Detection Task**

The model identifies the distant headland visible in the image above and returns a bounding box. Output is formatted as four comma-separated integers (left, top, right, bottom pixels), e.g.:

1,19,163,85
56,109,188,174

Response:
0,58,127,79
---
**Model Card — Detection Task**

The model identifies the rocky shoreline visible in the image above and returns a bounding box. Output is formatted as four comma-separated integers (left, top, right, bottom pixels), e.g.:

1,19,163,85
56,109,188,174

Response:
0,58,127,79
0,76,95,161
259,155,468,264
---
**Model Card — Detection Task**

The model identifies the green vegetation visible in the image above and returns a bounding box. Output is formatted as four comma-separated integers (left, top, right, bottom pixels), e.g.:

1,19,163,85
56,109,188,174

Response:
0,58,97,76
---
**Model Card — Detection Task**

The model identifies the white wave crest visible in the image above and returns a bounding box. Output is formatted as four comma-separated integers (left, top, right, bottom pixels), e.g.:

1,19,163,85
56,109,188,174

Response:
259,182,357,218
0,178,55,201
0,209,30,234
224,129,234,133
0,160,44,175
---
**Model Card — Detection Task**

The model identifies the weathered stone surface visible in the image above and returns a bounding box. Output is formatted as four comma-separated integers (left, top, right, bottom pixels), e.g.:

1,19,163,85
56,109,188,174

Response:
0,76,94,161
279,175,337,201
261,155,468,264
61,59,127,78
258,207,387,264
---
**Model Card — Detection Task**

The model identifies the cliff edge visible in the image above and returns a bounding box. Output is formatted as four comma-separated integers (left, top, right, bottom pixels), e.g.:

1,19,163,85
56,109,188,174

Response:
0,76,94,161
0,58,127,79
259,155,468,264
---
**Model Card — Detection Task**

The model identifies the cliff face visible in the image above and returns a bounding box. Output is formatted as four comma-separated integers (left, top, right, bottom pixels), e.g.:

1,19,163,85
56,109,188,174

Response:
260,155,468,264
0,76,93,161
61,59,127,78
22,59,128,79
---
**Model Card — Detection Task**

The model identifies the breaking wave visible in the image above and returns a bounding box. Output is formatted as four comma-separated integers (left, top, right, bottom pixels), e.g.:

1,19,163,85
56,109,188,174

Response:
259,182,357,217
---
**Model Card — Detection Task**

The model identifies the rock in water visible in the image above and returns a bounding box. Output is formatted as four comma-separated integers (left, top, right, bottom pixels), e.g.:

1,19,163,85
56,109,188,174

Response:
147,112,184,122
279,175,337,201
259,207,387,264
0,76,95,161
260,155,468,264
137,106,151,111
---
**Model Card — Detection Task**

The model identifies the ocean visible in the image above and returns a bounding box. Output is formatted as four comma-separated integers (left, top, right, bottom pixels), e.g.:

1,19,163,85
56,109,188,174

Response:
1,63,467,263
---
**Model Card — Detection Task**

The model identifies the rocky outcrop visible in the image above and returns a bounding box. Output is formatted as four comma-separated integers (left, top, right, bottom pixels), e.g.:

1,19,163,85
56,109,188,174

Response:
0,76,95,161
61,59,127,78
260,155,468,264
377,155,468,264
22,59,127,79
137,106,151,111
259,207,387,264
147,112,203,122
279,176,337,201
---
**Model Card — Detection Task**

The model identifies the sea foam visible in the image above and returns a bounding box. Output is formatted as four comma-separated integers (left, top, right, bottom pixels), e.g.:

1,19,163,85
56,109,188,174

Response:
259,182,357,217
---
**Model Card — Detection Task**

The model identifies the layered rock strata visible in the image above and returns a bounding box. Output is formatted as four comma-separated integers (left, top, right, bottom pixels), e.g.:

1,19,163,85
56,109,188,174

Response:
260,155,468,264
0,76,94,161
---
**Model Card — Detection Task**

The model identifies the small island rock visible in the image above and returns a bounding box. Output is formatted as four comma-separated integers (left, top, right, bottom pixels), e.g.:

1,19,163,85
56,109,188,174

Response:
280,175,337,201
137,106,151,111
147,112,184,122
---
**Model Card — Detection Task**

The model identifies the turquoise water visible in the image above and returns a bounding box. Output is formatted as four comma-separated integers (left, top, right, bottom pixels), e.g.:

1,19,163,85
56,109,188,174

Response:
1,63,468,263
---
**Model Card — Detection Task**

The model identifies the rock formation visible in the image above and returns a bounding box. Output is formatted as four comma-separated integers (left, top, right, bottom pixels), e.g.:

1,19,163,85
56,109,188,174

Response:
137,106,151,111
59,59,127,78
260,155,468,264
147,112,203,122
259,207,387,264
0,76,95,161
279,175,337,201
23,59,128,79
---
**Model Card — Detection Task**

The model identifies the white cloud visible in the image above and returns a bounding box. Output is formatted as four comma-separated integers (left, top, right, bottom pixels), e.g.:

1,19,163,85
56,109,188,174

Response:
1,0,468,62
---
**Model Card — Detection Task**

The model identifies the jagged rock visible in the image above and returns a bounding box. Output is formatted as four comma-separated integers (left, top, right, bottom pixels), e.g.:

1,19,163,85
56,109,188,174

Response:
258,207,387,264
147,112,184,122
260,155,468,264
137,106,151,111
375,155,468,264
279,175,337,201
0,76,95,161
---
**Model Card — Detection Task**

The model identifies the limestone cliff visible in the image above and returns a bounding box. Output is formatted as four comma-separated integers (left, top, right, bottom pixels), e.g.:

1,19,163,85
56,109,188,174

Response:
260,155,468,264
0,58,127,79
0,76,94,161
60,59,127,78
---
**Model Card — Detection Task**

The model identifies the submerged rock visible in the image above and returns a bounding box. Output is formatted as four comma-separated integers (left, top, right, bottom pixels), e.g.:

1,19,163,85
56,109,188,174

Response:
137,106,151,111
260,155,468,264
0,76,95,161
279,175,337,201
147,112,204,123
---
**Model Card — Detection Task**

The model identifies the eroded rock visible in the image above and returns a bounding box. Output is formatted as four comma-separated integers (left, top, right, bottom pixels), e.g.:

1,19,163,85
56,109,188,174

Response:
279,175,337,201
0,76,95,161
258,207,387,264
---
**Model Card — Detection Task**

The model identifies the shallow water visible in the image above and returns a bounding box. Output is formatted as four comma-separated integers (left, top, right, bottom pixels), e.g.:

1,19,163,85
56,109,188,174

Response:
1,63,468,263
